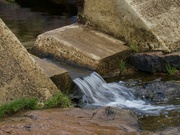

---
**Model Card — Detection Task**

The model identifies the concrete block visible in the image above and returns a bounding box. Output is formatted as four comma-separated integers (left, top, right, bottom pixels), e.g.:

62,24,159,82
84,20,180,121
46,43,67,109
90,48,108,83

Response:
31,55,73,93
34,24,130,77
0,18,59,105
80,0,180,52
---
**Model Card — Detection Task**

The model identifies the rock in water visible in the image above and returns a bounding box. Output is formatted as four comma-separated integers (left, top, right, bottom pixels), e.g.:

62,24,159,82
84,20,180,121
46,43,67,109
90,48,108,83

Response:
0,18,59,105
130,52,180,73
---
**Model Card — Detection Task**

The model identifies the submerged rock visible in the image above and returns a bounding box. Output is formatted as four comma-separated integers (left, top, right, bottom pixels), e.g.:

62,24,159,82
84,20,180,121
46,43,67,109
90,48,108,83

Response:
152,127,180,135
125,79,180,104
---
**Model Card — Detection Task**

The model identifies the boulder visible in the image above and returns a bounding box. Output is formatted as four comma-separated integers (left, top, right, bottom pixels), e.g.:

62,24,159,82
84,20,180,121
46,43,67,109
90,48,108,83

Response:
130,51,180,73
0,18,59,105
33,24,130,77
80,0,180,52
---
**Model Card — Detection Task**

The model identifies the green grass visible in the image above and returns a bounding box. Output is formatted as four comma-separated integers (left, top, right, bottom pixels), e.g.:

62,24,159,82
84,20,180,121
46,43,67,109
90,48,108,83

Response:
166,63,177,75
0,93,70,118
0,98,37,117
43,93,70,109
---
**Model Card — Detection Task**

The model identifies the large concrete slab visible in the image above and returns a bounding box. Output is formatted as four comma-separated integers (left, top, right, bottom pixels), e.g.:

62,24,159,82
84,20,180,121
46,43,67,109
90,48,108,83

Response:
31,55,73,93
80,0,180,52
0,18,59,105
34,24,130,76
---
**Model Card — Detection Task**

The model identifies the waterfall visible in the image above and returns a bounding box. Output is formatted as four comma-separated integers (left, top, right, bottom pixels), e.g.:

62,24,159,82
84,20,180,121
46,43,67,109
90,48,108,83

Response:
73,72,180,115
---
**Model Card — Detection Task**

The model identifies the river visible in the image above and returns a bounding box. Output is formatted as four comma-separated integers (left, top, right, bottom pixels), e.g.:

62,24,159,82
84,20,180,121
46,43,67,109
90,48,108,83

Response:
0,0,179,132
0,0,77,48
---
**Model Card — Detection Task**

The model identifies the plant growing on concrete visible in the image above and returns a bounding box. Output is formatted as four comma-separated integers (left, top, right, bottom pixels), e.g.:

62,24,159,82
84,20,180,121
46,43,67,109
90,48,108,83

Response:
166,63,177,75
119,60,126,74
130,41,139,52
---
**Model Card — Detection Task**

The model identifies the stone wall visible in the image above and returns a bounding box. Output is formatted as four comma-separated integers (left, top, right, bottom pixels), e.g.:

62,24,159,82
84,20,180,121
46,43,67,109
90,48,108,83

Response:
80,0,180,52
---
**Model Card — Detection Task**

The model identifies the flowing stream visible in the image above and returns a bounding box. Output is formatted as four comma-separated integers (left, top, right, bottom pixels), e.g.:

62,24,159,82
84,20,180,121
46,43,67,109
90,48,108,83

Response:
73,72,180,115
1,0,179,131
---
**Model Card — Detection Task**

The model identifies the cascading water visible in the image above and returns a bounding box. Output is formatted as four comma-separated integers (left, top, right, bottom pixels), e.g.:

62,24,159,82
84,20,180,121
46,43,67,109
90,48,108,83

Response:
73,72,180,115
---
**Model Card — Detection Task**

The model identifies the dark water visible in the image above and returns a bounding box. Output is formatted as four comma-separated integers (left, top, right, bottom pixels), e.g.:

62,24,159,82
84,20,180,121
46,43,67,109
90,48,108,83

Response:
0,0,77,48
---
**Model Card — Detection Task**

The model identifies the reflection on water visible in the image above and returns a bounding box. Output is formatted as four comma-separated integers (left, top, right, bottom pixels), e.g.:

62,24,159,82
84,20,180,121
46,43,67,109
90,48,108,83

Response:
0,0,77,48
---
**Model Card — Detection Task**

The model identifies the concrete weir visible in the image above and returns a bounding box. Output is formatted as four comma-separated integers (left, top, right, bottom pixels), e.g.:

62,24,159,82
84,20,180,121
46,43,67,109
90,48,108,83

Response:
34,24,130,77
0,18,60,105
31,55,72,93
80,0,180,52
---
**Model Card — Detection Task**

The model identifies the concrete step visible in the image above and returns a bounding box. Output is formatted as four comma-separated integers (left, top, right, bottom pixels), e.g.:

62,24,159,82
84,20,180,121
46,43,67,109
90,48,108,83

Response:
31,55,73,93
33,24,130,77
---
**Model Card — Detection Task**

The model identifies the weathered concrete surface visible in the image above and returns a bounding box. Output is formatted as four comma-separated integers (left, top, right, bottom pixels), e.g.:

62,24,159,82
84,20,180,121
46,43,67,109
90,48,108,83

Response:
34,24,130,77
130,51,180,73
0,107,140,135
80,0,180,52
31,55,73,93
0,18,60,105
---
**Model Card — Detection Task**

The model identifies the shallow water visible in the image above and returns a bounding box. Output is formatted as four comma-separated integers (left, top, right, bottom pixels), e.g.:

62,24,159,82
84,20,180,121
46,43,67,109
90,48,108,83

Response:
73,72,180,114
73,72,180,131
0,0,77,48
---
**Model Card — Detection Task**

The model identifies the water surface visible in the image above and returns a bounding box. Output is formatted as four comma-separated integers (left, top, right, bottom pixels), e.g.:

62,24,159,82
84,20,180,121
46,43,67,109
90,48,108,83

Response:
0,0,77,48
73,72,180,131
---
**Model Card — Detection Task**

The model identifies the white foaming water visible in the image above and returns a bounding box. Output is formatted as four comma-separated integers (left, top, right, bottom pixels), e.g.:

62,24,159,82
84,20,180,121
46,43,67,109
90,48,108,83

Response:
73,72,180,115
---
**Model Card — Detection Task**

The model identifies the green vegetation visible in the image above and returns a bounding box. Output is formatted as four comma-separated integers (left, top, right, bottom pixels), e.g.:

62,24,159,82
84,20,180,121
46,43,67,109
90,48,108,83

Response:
166,63,177,75
44,93,71,109
0,93,70,118
119,60,126,73
0,98,37,118
130,41,139,52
